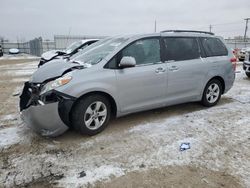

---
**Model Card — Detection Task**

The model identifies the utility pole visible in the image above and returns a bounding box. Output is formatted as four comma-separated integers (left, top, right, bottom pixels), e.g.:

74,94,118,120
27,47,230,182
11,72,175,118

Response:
209,24,212,33
154,20,157,33
243,18,250,42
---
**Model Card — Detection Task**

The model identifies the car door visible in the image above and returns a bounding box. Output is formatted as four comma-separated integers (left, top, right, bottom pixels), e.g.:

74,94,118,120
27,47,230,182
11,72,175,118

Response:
115,38,167,113
163,37,207,102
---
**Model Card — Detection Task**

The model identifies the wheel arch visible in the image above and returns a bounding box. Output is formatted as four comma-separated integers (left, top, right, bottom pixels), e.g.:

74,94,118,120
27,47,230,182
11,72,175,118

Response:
69,91,118,121
207,76,225,94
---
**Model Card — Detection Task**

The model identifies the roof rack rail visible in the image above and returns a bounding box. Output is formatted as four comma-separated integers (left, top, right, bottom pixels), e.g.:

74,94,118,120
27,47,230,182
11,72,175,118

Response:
161,30,214,35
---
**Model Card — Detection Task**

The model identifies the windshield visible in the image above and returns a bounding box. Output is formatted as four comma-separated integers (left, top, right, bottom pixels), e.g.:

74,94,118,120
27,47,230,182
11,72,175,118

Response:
70,37,111,59
65,41,82,54
73,37,129,65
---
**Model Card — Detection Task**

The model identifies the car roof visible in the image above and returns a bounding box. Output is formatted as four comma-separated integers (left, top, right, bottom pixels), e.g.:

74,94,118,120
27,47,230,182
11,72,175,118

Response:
160,32,215,38
112,31,218,41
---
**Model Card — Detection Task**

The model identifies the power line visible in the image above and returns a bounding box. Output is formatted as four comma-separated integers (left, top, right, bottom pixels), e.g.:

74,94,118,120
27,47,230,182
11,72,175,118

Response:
189,21,243,31
215,28,244,33
212,21,243,26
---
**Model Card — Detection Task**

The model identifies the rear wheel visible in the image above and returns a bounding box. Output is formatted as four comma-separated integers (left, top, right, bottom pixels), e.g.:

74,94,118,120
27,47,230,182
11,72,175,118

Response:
201,79,222,107
246,72,250,78
71,95,111,135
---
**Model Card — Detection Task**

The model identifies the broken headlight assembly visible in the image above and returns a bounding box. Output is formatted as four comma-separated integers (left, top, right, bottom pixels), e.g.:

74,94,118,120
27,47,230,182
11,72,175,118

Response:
40,72,72,95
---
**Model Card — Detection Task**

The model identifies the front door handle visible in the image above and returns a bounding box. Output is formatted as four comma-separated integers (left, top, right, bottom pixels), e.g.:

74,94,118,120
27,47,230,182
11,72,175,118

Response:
169,66,179,71
155,67,166,73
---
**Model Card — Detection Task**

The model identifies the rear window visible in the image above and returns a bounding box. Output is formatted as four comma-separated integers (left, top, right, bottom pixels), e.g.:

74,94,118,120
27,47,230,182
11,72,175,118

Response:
163,37,200,61
200,37,228,57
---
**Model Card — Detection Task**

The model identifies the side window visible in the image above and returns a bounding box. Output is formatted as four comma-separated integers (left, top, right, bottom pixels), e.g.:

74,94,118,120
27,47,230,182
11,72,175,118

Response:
121,38,161,65
104,57,117,69
200,38,228,57
163,37,200,61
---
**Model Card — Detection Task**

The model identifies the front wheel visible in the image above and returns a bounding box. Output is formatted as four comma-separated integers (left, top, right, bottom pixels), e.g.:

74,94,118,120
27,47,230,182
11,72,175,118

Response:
71,95,111,136
246,72,250,78
201,79,222,107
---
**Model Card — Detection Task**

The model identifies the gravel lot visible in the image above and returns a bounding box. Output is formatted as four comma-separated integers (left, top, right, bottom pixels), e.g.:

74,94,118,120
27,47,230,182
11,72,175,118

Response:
0,58,249,188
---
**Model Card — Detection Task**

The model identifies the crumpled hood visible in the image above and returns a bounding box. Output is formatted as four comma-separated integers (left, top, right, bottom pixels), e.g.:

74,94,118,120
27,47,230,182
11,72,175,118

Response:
30,59,85,83
41,50,65,60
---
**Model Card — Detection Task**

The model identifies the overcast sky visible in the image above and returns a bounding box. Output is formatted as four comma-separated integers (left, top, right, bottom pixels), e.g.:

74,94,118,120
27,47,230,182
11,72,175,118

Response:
1,0,250,41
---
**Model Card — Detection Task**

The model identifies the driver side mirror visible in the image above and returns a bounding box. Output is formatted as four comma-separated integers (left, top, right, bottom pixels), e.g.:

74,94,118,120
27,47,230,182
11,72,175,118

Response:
119,56,136,68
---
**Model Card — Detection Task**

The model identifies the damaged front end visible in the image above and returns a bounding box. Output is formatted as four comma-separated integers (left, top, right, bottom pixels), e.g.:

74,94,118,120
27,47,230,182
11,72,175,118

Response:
19,81,76,137
19,59,89,136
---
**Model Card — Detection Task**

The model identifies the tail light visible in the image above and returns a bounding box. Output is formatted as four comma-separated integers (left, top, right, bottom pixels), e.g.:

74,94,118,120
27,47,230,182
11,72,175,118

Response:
230,57,237,71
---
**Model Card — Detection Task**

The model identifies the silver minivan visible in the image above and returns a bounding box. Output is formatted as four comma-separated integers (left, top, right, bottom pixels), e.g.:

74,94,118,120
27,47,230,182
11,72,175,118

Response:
20,30,236,137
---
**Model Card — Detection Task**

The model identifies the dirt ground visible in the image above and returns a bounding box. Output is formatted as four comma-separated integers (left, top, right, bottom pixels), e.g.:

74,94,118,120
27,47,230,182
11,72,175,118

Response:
0,58,249,188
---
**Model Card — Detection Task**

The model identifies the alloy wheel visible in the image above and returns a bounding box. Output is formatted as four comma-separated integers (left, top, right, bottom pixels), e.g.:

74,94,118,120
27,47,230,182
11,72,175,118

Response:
206,83,220,103
84,101,107,130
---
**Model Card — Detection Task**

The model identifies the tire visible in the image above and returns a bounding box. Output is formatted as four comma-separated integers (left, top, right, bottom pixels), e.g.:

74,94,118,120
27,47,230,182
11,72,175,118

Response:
71,94,111,136
246,72,250,78
201,79,222,107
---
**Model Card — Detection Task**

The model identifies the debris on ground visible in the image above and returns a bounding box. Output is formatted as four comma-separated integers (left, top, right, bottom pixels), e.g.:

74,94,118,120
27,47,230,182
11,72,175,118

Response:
79,171,87,178
180,143,191,151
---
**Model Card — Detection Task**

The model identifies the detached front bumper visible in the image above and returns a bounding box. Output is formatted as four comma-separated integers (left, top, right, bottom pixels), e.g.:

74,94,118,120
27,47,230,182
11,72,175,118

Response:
21,102,69,137
20,82,76,137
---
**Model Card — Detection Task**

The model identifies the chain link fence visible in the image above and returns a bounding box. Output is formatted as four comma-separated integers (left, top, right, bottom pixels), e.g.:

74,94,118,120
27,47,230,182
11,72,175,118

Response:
1,35,104,57
1,36,248,57
225,39,250,49
1,37,44,56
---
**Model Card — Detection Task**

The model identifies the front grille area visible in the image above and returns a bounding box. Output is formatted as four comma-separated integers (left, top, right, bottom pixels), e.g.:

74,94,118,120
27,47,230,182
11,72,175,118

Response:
19,82,42,111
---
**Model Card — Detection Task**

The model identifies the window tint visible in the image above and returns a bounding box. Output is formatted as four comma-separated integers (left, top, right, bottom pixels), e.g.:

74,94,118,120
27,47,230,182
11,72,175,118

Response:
105,57,117,69
121,38,160,65
201,38,228,57
163,37,200,61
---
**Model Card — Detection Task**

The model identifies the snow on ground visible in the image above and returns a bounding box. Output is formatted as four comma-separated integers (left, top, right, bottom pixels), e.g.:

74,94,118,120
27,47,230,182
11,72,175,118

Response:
56,64,250,187
0,61,249,187
0,114,17,122
60,165,125,187
0,61,37,78
225,68,250,103
0,114,19,127
0,54,39,60
0,60,37,148
0,126,22,149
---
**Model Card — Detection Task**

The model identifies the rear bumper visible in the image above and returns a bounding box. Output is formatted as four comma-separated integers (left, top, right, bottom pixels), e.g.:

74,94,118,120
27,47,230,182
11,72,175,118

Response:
21,102,69,137
224,71,235,94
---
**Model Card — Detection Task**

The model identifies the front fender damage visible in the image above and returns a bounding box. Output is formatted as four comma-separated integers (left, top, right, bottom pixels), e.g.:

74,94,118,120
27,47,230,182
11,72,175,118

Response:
20,82,76,137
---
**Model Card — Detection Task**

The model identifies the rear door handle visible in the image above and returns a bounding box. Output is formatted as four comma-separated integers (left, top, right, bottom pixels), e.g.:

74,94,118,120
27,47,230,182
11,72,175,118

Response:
155,67,166,73
169,66,179,71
